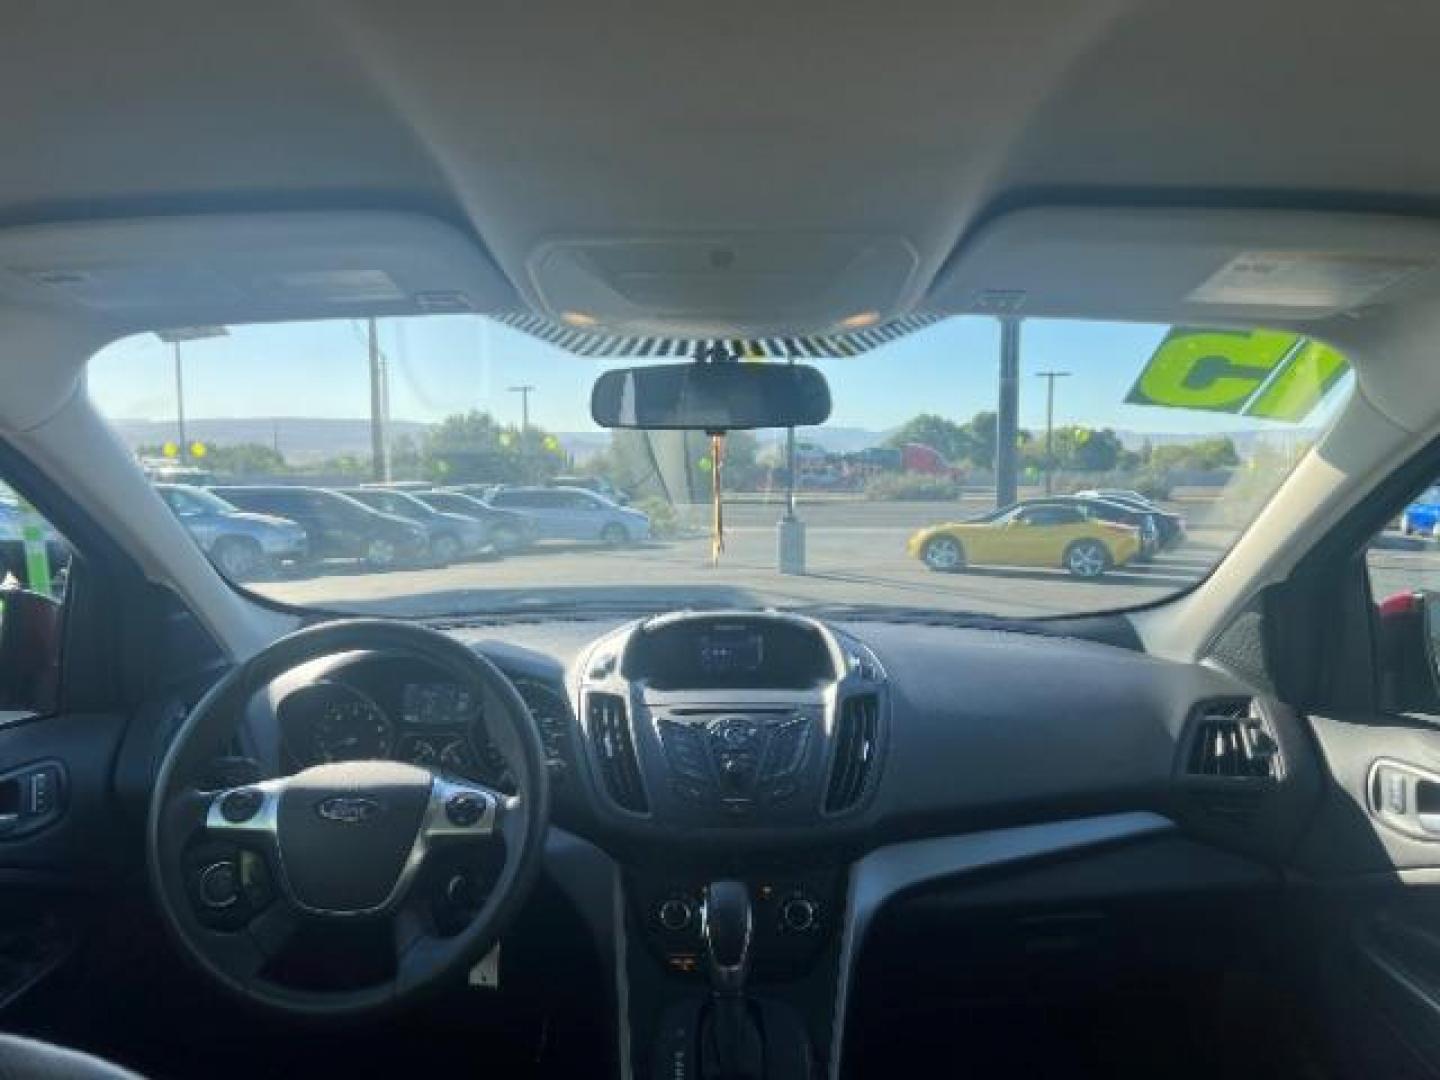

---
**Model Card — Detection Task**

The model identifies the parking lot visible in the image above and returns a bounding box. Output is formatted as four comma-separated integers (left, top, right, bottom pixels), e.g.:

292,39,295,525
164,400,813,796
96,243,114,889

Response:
254,497,1242,618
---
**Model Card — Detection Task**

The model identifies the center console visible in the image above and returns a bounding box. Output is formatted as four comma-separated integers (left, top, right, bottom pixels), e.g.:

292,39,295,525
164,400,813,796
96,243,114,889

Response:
575,612,888,1079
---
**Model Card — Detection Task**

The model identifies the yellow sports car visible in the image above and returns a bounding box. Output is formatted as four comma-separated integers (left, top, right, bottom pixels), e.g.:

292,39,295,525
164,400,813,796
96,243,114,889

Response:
908,501,1142,579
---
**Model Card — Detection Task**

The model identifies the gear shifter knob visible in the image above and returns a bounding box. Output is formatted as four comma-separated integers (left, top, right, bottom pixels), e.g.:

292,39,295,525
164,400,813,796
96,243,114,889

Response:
701,880,752,993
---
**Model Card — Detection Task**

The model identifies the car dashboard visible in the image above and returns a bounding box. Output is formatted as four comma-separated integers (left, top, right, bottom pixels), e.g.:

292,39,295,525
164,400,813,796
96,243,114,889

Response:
226,610,1320,1080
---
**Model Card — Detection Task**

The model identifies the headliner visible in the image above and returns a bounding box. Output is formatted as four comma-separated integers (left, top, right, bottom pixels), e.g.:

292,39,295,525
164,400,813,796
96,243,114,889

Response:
4,1,1440,334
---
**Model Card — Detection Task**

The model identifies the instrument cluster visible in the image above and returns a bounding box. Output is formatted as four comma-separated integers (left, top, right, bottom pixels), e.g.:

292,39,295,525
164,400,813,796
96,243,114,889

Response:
276,671,573,793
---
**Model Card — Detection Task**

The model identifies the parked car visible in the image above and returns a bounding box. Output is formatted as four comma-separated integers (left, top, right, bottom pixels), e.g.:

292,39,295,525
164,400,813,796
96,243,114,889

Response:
909,501,1141,579
486,486,651,545
445,483,503,503
340,488,490,563
1401,485,1440,537
210,486,430,569
545,475,630,504
410,490,539,553
1074,489,1187,549
1053,495,1163,560
155,483,308,579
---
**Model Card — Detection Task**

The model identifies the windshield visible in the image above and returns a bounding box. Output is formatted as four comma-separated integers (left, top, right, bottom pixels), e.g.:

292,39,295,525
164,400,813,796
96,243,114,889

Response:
87,315,1351,619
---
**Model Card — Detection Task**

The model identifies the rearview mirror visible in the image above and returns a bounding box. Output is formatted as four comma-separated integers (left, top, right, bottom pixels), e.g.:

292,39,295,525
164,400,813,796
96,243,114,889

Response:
591,362,832,430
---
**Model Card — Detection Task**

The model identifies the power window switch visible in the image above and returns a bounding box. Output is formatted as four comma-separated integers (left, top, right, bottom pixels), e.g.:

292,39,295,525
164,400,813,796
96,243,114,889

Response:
1382,769,1408,815
25,768,57,816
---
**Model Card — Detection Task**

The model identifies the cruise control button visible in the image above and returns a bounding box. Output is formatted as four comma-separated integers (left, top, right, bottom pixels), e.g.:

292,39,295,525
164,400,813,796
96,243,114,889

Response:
219,788,264,823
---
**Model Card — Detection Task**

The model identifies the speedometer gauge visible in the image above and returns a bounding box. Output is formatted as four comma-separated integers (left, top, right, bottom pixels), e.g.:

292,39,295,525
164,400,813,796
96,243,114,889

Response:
283,688,394,766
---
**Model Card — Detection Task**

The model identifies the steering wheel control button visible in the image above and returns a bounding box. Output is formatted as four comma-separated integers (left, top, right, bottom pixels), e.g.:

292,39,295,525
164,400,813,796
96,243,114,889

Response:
198,861,241,909
445,791,486,828
780,895,819,933
658,896,695,932
219,788,264,824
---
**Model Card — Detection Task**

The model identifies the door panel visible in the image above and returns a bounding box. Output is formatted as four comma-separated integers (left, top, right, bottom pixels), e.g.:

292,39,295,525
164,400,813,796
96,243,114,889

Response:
1296,711,1440,1078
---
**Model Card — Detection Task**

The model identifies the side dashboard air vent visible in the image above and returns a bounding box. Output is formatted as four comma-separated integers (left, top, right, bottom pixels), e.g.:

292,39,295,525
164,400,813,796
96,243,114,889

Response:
826,694,879,813
586,693,648,813
1185,699,1278,779
1182,698,1280,825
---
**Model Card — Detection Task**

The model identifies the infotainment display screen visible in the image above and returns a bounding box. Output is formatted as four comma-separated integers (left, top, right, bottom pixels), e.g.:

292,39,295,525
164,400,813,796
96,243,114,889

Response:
698,624,765,676
628,616,837,690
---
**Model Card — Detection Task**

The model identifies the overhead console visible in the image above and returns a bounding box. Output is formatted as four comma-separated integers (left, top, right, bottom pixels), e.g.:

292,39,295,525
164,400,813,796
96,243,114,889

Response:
578,612,887,831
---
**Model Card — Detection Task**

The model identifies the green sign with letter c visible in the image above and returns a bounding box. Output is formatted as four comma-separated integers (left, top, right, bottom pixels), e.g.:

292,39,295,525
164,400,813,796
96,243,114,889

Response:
1125,327,1348,423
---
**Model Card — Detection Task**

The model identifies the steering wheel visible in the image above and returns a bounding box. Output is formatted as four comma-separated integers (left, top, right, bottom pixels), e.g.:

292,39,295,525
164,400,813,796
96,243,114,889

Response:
147,619,550,1016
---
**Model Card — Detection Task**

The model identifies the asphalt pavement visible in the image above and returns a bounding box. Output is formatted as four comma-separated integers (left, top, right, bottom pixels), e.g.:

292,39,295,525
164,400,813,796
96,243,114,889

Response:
253,498,1243,619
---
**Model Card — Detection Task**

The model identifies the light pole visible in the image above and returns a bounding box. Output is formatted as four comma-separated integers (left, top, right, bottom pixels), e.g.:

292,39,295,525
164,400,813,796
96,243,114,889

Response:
1035,370,1071,495
156,326,228,457
367,317,391,482
777,353,805,574
996,318,1021,508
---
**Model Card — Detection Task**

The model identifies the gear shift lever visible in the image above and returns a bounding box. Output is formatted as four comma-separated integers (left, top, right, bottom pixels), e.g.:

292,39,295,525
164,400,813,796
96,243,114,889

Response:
701,881,763,1079
702,881,753,990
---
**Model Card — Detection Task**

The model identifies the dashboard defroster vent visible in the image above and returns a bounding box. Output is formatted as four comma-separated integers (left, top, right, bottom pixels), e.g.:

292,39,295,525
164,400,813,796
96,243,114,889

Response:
1185,699,1278,780
586,693,649,813
826,694,879,813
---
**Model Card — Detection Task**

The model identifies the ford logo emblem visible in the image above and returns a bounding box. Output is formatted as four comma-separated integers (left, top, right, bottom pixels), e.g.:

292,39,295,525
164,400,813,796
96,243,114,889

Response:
316,794,383,824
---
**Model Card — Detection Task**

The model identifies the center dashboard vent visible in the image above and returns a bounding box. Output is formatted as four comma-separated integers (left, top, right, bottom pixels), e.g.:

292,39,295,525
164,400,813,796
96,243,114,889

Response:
586,693,649,813
826,694,879,813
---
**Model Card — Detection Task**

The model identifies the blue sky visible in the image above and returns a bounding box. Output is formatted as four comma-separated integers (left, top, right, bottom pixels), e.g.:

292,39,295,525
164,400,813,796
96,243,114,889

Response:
86,314,1348,436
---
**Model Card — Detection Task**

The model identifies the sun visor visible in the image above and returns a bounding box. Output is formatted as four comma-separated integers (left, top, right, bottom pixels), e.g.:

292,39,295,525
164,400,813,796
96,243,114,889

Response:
0,212,520,332
927,207,1440,326
524,234,920,338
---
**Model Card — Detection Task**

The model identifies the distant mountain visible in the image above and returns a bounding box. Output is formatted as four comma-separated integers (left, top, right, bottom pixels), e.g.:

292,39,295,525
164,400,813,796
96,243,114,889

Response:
110,417,435,463
110,416,1313,468
1112,428,1320,455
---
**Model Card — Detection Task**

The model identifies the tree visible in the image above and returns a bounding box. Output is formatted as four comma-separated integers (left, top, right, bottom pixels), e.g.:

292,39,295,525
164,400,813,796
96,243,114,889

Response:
884,414,976,465
1149,436,1240,472
137,441,287,478
963,411,998,469
422,410,564,484
720,430,761,489
1060,426,1124,472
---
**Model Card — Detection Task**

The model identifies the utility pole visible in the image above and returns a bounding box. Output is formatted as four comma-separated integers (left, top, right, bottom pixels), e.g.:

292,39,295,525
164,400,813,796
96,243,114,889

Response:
367,316,390,482
509,385,536,433
995,318,1021,508
156,326,227,458
1036,370,1072,495
778,353,805,574
172,341,187,452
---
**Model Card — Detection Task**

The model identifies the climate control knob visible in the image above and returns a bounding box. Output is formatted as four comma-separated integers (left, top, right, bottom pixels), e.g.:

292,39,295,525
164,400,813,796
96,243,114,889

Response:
658,896,695,932
780,894,818,933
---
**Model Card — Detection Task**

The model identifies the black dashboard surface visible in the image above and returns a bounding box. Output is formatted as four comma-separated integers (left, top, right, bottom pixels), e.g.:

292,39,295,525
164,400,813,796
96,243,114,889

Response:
215,614,1320,862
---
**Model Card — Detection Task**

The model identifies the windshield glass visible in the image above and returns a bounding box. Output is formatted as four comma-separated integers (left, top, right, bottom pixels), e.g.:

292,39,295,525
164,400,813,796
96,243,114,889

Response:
87,315,1351,619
